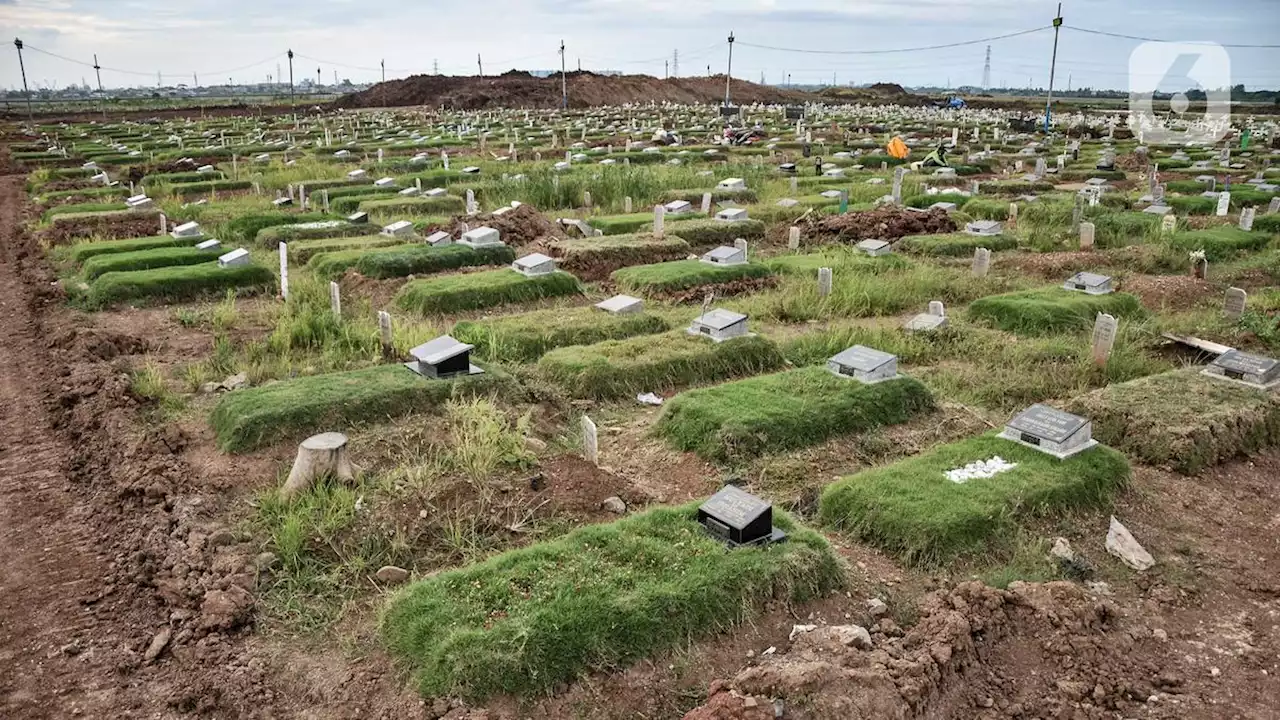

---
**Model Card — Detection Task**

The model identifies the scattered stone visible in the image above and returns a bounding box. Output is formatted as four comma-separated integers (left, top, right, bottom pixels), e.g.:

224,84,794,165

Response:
253,552,278,570
143,626,172,662
1106,516,1155,571
376,566,410,585
1153,628,1168,642
60,641,83,656
206,529,236,548
1050,537,1075,561
524,436,547,453
221,372,249,391
866,598,888,617
789,624,817,641
838,625,874,650
198,586,254,631
602,496,627,514
1085,581,1112,596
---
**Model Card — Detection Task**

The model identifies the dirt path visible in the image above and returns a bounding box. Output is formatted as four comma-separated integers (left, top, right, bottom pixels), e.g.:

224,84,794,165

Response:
0,176,129,716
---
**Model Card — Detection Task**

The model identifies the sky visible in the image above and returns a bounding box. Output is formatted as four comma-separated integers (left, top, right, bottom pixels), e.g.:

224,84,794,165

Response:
1,0,1277,91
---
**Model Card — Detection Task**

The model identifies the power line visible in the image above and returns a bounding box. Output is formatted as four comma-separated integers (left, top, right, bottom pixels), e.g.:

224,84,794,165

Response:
735,26,1051,55
1064,26,1280,48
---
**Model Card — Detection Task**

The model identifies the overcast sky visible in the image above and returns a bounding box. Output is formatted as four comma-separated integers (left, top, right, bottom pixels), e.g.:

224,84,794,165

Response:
2,0,1277,91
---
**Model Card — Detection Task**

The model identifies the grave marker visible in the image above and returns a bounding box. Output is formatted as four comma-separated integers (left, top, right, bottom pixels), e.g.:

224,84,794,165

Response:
818,267,832,297
1269,197,1280,215
279,243,289,299
624,196,632,214
329,281,342,319
160,213,168,235
1225,287,1247,320
928,300,946,317
999,404,1098,459
466,189,477,216
583,190,592,208
972,247,991,277
891,167,905,204
1008,203,1018,226
653,205,665,237
701,192,713,215
1091,313,1118,365
788,226,801,250
1079,221,1095,251
733,238,748,258
582,415,599,466
378,311,393,359
1216,191,1231,217
1239,207,1255,231
1162,213,1177,234
697,485,784,546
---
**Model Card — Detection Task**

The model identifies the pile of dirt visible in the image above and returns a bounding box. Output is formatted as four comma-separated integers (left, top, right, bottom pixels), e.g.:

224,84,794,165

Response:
445,203,563,247
804,206,956,244
683,580,1170,720
35,212,163,246
334,70,819,111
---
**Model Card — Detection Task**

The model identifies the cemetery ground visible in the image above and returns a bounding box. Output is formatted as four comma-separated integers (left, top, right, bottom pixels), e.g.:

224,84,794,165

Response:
2,102,1280,720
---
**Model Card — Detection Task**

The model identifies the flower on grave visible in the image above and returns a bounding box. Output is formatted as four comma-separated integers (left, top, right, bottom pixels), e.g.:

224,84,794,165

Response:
1189,249,1206,262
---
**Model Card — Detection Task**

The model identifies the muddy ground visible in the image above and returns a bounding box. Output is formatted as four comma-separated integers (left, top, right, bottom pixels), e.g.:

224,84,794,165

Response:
1,146,1278,720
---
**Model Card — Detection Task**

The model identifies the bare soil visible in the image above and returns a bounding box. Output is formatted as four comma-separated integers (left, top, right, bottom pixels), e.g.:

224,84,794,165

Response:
803,206,956,244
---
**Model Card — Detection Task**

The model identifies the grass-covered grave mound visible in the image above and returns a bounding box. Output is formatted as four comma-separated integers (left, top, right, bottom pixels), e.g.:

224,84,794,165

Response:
819,433,1130,565
664,218,766,247
589,211,700,236
86,262,276,308
66,234,204,263
454,306,671,363
611,259,774,297
211,363,517,452
896,232,1018,257
79,245,224,280
395,268,581,315
380,503,842,700
545,233,692,281
310,243,516,281
537,331,784,400
656,367,936,462
966,287,1145,335
1066,368,1280,475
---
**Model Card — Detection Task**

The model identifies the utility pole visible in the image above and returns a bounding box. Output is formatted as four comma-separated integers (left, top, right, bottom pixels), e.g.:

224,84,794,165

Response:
665,60,669,79
287,49,295,104
13,38,32,121
982,45,991,90
381,59,385,83
559,40,567,108
276,63,281,88
672,49,679,78
1044,3,1063,132
477,53,483,78
724,30,735,107
157,70,162,88
194,72,199,87
433,59,439,75
93,53,103,92
316,67,321,88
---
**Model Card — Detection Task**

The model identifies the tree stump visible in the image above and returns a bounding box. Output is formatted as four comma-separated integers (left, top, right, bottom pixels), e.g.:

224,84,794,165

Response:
282,432,354,500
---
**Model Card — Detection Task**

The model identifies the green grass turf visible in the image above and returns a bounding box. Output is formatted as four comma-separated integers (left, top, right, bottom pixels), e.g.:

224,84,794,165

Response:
255,221,375,247
659,188,759,205
656,367,935,462
86,261,275,308
611,259,773,295
79,245,223,280
287,234,400,264
1066,368,1280,475
764,249,913,275
380,503,842,700
966,287,1145,336
896,232,1018,257
536,331,784,400
310,243,516,281
819,433,1130,565
453,306,671,362
547,233,691,281
664,218,766,247
589,211,700,235
210,362,516,452
1165,227,1273,262
904,192,973,210
359,195,466,216
222,212,329,244
66,234,201,263
306,244,420,279
395,269,581,315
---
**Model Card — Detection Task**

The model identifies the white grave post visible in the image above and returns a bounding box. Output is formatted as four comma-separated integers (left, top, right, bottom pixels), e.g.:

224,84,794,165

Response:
441,151,449,170
1268,197,1280,215
377,148,384,165
972,247,991,277
583,190,592,209
466,189,477,216
160,213,168,235
299,184,307,210
1225,287,1248,320
329,281,342,319
322,189,330,213
624,196,633,214
1091,313,1118,366
653,205,665,238
788,226,801,250
1161,213,1177,234
1008,203,1018,227
891,167,905,204
1216,191,1231,217
928,301,946,317
378,310,393,358
734,238,748,258
582,415,598,466
817,267,833,297
1079,221,1095,251
278,243,290,300
789,176,798,194
701,192,713,215
1239,207,1255,232
950,127,959,147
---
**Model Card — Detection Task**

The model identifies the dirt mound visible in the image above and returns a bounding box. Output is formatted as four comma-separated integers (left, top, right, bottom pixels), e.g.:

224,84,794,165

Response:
683,581,1161,720
446,204,563,247
335,71,819,110
819,83,927,107
36,213,163,246
804,206,956,244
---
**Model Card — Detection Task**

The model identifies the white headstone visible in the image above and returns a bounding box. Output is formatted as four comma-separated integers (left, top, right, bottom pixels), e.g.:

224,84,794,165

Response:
972,247,991,277
378,311,393,356
1091,313,1118,365
582,415,598,466
733,238,748,258
1079,222,1095,251
891,167,905,204
624,196,633,214
1239,207,1255,232
701,192,713,215
329,281,342,319
278,242,289,299
1225,287,1248,320
928,300,946,317
1216,192,1231,217
466,189,477,216
788,226,801,250
817,267,832,297
160,214,168,235
583,190,592,208
1268,197,1280,215
1161,213,1177,234
441,151,449,170
653,205,665,238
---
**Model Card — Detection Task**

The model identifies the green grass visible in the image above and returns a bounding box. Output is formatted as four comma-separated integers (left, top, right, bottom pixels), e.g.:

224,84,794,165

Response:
589,211,700,235
360,195,466,216
210,363,516,452
79,245,223,280
395,269,581,315
897,232,1018,257
380,503,842,701
66,234,201,263
966,287,1145,336
1067,368,1280,475
656,367,936,462
548,233,691,280
537,331,784,400
256,221,375,247
904,192,973,209
42,201,126,221
454,306,671,362
222,212,329,244
354,244,517,280
664,218,766,247
288,234,401,264
1165,227,1273,262
819,434,1130,566
86,262,275,308
764,249,913,275
612,259,773,295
